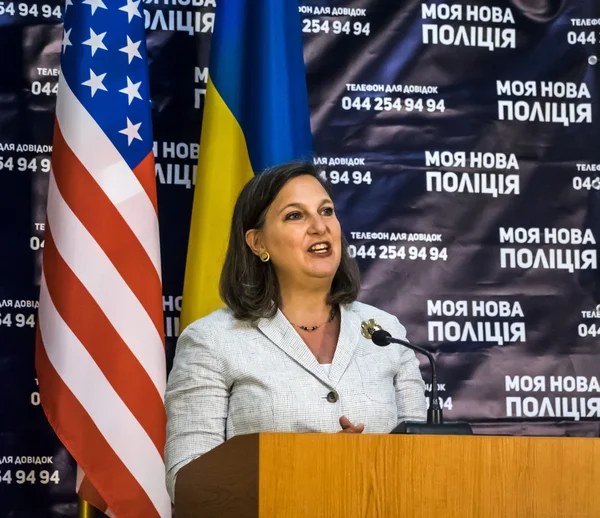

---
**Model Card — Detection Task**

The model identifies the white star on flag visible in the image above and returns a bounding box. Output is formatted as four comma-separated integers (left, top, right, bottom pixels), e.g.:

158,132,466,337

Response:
64,0,73,12
82,29,108,57
82,0,107,15
62,28,72,54
119,0,142,23
119,77,143,105
82,69,108,97
119,36,142,64
119,118,143,145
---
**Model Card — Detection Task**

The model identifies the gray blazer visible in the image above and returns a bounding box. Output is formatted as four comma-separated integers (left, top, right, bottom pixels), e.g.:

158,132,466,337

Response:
164,301,426,501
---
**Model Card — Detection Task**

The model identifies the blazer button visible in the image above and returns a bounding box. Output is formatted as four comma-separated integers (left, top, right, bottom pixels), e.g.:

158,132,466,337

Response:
326,391,339,403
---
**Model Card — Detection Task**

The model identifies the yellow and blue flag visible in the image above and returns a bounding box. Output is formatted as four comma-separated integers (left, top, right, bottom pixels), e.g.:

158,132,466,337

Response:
180,0,313,328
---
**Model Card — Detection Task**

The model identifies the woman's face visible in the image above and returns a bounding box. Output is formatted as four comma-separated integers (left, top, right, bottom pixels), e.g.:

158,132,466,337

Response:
248,175,342,288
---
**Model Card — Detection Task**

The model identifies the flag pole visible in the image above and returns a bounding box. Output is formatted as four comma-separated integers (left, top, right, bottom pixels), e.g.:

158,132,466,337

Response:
78,498,95,518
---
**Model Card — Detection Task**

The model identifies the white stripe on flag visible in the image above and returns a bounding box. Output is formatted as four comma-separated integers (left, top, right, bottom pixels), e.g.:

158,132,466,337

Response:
75,465,84,492
39,275,171,517
46,172,166,397
55,72,161,280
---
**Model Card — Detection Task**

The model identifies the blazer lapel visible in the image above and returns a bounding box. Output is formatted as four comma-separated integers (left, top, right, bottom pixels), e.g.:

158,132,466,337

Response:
256,309,332,386
327,304,360,385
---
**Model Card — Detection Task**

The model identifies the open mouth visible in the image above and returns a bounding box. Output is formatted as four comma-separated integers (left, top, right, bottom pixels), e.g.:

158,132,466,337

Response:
308,242,331,254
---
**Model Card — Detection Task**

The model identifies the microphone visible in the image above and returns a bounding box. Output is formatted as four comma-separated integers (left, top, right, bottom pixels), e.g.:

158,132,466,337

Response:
372,329,443,425
369,327,472,435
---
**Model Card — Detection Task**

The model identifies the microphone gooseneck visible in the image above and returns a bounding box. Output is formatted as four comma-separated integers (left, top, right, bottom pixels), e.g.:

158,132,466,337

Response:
371,329,442,425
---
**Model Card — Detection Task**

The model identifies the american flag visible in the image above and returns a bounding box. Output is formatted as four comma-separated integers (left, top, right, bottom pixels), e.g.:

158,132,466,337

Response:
35,0,171,516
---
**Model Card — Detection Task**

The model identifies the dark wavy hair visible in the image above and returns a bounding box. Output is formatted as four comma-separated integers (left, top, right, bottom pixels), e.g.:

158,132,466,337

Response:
219,161,360,321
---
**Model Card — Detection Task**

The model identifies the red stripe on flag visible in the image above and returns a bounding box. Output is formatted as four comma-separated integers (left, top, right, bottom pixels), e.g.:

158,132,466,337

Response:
42,228,166,454
79,474,109,514
52,123,164,342
133,151,159,216
35,328,161,518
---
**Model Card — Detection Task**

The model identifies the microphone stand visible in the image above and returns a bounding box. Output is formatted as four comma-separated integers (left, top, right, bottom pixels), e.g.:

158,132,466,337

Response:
372,330,472,435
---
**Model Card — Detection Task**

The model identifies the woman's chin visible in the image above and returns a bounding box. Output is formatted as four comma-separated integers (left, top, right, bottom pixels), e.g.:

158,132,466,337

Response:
293,254,341,282
303,265,339,281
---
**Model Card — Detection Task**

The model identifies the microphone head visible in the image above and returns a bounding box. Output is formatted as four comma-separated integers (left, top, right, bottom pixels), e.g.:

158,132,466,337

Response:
371,329,392,346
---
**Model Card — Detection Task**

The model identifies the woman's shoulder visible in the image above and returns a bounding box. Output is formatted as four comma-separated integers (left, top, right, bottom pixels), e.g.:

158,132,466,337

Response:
346,300,397,322
345,301,407,335
180,307,253,340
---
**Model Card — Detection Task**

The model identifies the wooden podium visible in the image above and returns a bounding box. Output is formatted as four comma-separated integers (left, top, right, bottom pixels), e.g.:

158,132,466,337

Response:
174,433,600,518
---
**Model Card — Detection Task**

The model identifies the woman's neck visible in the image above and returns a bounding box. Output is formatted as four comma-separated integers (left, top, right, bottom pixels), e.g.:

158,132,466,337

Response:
279,283,332,326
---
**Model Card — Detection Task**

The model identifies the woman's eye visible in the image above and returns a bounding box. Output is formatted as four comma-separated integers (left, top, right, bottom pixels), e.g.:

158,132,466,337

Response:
322,207,334,216
285,212,302,220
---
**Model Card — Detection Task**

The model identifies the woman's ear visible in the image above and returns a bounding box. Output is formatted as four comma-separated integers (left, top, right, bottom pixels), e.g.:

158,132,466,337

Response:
245,229,264,257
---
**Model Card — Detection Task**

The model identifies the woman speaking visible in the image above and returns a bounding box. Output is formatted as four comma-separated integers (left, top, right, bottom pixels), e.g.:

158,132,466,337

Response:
165,162,426,500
